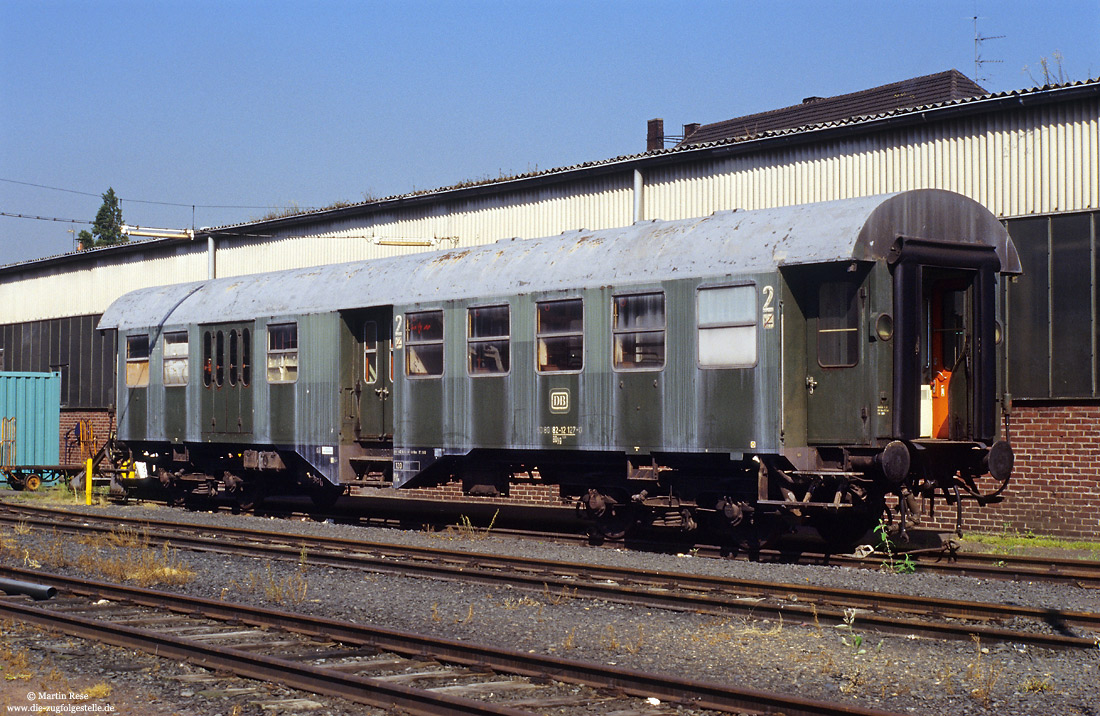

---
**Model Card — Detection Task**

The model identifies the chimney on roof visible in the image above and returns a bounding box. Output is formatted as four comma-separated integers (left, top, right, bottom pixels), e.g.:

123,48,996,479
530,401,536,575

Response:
682,122,701,141
647,118,664,151
802,96,824,104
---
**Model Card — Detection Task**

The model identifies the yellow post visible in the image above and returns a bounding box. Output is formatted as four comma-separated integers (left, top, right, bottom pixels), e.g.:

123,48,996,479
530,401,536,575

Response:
85,458,93,506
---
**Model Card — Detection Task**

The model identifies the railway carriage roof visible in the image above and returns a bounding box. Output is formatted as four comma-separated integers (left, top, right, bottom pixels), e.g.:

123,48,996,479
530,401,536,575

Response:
99,190,1018,331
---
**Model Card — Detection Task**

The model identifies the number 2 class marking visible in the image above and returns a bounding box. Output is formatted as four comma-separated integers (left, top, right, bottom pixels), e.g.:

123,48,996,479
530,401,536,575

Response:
393,315,404,349
762,286,775,329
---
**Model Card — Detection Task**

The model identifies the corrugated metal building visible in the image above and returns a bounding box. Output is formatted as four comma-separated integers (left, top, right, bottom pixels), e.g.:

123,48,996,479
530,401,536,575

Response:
1,70,1097,535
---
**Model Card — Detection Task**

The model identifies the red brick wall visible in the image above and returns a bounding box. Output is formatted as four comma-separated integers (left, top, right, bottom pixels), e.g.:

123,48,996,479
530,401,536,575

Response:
919,404,1100,540
58,409,114,465
403,475,570,507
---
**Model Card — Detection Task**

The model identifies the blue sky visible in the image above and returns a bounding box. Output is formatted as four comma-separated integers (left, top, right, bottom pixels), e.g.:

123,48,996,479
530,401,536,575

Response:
2,0,1098,263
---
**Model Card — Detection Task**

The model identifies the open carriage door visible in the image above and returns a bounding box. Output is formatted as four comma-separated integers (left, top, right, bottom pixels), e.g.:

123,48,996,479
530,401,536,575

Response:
890,239,999,442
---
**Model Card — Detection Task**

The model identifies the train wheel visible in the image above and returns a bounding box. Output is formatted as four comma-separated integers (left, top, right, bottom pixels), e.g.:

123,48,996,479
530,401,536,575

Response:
24,474,42,492
577,488,635,540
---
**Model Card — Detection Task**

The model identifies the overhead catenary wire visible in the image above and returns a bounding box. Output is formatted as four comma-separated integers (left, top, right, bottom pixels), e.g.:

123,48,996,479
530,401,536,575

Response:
0,177,317,211
0,213,453,246
0,211,91,225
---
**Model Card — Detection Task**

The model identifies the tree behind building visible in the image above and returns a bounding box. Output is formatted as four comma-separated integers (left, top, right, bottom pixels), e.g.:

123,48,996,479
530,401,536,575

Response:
77,188,127,248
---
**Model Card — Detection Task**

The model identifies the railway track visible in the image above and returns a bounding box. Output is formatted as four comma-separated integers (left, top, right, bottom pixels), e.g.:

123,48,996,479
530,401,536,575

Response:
483,528,1100,590
0,565,901,716
108,491,1100,589
1,503,1097,651
9,496,1100,589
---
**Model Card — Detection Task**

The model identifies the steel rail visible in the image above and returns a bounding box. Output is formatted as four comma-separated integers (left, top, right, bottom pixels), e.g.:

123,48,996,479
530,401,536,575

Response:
784,548,1100,589
0,596,528,716
0,565,901,716
1,506,1096,650
5,500,1100,587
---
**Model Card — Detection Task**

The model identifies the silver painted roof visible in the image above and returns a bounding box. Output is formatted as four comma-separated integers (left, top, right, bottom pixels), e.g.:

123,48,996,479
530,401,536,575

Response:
99,190,1018,331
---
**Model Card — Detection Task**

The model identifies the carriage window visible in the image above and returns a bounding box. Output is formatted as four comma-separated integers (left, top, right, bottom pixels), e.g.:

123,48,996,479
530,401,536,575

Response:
818,281,860,367
537,298,583,372
697,285,757,368
267,323,298,383
202,331,212,387
228,329,239,386
214,330,225,387
241,328,252,386
163,332,189,386
468,305,510,375
364,322,378,385
125,334,150,387
406,310,444,377
613,292,665,370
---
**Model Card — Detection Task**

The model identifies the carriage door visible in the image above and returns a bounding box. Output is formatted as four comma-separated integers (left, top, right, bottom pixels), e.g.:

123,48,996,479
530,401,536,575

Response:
201,324,255,438
805,268,869,444
342,308,393,441
891,241,998,442
923,269,975,439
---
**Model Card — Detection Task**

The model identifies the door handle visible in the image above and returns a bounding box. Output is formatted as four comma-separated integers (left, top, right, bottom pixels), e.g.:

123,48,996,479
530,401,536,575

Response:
805,376,818,395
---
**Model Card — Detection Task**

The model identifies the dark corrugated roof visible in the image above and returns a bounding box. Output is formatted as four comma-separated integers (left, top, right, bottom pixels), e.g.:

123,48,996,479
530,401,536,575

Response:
679,70,987,146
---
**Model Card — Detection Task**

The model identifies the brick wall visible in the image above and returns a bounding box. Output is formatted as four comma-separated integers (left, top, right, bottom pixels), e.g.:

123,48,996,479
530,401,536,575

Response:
58,409,114,465
403,475,571,507
919,404,1100,540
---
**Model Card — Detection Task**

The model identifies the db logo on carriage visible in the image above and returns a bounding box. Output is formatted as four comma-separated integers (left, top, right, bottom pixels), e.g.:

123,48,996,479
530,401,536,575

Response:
549,389,570,414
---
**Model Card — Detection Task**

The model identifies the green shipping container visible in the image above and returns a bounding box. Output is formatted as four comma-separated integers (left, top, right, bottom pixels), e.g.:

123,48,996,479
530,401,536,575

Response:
0,372,61,467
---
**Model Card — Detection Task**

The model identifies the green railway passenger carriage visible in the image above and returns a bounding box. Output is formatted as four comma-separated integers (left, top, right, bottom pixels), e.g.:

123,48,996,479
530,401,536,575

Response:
99,189,1020,545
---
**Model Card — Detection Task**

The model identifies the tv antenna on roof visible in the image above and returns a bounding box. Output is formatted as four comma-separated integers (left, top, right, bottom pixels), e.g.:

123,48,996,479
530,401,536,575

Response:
972,12,1004,85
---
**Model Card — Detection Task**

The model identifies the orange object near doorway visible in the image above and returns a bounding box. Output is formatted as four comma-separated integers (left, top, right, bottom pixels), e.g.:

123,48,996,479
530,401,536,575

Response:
931,369,952,438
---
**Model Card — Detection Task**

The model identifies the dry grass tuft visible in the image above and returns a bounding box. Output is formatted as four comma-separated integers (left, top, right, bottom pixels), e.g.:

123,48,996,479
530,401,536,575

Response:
85,682,112,699
228,564,308,606
1020,676,1053,693
433,510,501,541
87,541,196,587
965,636,1003,707
0,644,33,680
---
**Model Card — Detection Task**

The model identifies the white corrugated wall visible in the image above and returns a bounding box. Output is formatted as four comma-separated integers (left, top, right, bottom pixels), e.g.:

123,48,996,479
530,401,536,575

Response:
213,173,633,277
1,97,1096,323
642,99,1099,220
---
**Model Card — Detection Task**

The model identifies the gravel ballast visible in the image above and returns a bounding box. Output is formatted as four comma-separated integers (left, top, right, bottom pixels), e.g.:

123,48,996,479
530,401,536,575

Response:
1,497,1097,715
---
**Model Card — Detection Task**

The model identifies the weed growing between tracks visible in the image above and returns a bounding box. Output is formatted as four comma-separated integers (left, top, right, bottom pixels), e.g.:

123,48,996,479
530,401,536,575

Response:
874,520,916,574
428,601,478,625
965,636,1003,707
427,509,501,541
1019,675,1053,693
0,622,114,706
226,563,309,606
600,624,647,654
0,523,196,587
